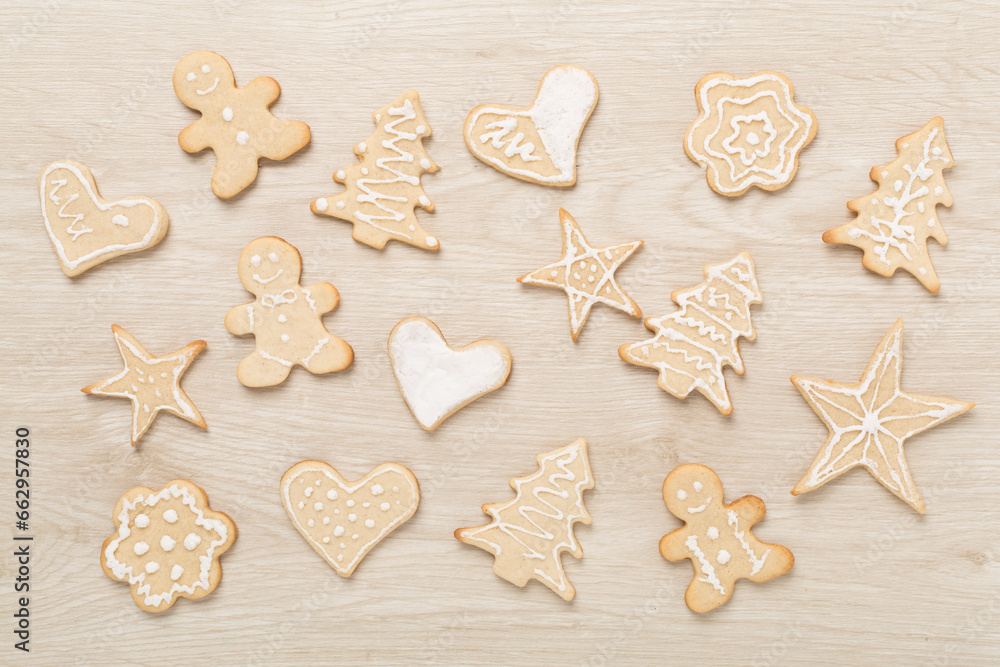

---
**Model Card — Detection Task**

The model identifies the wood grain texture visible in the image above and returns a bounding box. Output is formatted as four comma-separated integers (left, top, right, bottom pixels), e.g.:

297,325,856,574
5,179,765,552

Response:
1,1,998,664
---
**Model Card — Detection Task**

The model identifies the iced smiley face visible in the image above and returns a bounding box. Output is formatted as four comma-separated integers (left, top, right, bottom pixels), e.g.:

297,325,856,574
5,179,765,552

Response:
237,237,301,294
662,465,724,520
173,51,234,107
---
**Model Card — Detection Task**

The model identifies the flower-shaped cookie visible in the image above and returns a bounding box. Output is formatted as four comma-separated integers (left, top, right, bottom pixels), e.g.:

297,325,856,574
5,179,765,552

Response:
102,480,236,612
685,71,816,196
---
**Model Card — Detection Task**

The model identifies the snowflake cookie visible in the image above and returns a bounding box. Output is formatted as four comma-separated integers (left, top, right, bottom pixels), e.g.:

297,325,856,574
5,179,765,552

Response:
659,464,793,613
173,51,311,199
823,117,954,293
456,439,594,601
464,65,598,186
225,236,354,387
39,161,168,277
102,480,236,612
281,461,419,577
83,325,206,446
791,319,974,513
619,252,761,415
518,209,643,341
685,71,816,196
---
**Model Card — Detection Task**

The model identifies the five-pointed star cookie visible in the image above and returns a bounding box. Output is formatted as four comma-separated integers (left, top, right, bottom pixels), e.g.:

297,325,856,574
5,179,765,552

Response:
518,208,642,341
790,319,973,513
83,325,207,446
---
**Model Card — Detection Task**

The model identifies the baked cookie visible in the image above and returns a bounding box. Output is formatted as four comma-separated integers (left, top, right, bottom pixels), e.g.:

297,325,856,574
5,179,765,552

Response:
456,439,593,601
311,90,439,250
685,71,816,196
464,65,598,186
102,480,236,612
225,236,354,387
173,50,311,199
39,161,167,277
619,253,761,415
823,117,954,293
659,464,793,613
280,461,419,577
518,209,642,341
388,317,512,431
791,319,974,513
82,325,206,446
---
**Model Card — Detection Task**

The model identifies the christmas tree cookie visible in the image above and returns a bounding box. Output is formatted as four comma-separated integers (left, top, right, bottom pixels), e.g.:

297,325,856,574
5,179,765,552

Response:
823,117,954,293
659,464,793,613
456,439,594,601
619,252,761,415
311,91,440,251
518,209,643,341
791,319,974,513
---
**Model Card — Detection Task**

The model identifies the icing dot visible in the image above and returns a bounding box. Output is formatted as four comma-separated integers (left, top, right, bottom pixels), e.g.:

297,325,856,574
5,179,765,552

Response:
170,565,184,581
269,253,279,263
326,489,338,500
145,561,160,574
693,481,703,492
707,526,719,539
418,195,431,207
426,236,438,248
746,131,760,146
336,170,346,180
337,555,344,561
334,526,345,537
420,158,432,169
894,180,903,192
304,487,313,498
313,502,323,511
365,519,375,528
163,510,178,524
588,275,595,283
297,502,305,510
348,513,357,522
160,536,176,552
357,142,367,152
361,167,369,176
352,534,359,540
716,550,731,565
314,480,321,486
676,489,687,500
336,201,345,209
307,519,315,527
322,517,330,525
201,64,211,73
111,214,129,226
550,270,558,277
339,543,346,549
380,502,390,511
278,314,287,323
281,334,291,343
134,514,150,528
186,72,196,81
919,267,928,275
133,541,149,556
315,198,329,212
222,107,233,121
251,254,262,267
346,500,355,508
415,125,426,134
322,537,330,543
236,130,249,145
934,186,944,196
184,533,201,550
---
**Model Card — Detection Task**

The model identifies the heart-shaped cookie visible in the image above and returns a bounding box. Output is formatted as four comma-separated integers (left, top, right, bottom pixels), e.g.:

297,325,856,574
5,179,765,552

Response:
464,65,598,187
388,317,512,431
280,461,419,577
39,161,168,276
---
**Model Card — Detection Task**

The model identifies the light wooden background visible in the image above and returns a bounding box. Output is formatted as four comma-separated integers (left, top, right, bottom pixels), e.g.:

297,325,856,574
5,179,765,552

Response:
1,1,998,664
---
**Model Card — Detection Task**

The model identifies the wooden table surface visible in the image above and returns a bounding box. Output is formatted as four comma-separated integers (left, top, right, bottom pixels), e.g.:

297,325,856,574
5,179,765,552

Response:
2,1,998,664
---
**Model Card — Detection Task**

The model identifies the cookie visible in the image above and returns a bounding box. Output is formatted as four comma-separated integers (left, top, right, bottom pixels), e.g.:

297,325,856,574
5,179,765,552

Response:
619,252,761,415
823,117,954,293
518,208,642,341
101,479,236,613
456,439,593,601
659,464,793,613
791,319,974,513
225,236,354,387
311,90,439,251
82,325,206,446
464,65,598,186
685,71,816,196
173,50,311,199
388,317,512,432
39,161,167,277
280,461,419,577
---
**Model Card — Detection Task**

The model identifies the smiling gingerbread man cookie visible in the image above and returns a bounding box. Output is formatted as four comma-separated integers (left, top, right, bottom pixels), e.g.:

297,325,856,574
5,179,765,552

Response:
225,237,353,387
173,51,311,199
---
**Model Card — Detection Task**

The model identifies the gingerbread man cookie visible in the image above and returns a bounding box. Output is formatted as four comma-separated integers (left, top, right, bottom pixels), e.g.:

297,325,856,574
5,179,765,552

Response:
659,464,793,613
225,237,353,387
102,479,236,613
173,51,311,199
685,71,816,196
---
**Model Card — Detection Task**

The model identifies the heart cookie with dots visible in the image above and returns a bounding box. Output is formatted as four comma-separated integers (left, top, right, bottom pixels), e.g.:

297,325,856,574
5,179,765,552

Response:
280,461,419,577
39,161,168,277
464,65,598,186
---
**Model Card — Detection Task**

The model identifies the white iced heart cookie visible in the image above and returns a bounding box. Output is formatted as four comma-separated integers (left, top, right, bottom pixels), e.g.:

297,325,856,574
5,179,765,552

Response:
464,65,598,186
280,461,419,577
39,161,167,276
388,316,512,431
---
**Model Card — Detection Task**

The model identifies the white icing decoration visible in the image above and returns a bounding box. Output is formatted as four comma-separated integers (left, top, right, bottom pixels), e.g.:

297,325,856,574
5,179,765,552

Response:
315,197,329,212
133,541,149,556
236,130,249,146
170,564,184,581
134,514,150,528
160,535,176,552
685,535,725,594
222,107,233,122
184,533,202,550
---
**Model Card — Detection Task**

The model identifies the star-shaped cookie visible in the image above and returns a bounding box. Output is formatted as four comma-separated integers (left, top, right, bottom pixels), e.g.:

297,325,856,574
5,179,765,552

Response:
518,208,642,341
83,325,207,446
791,319,973,513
